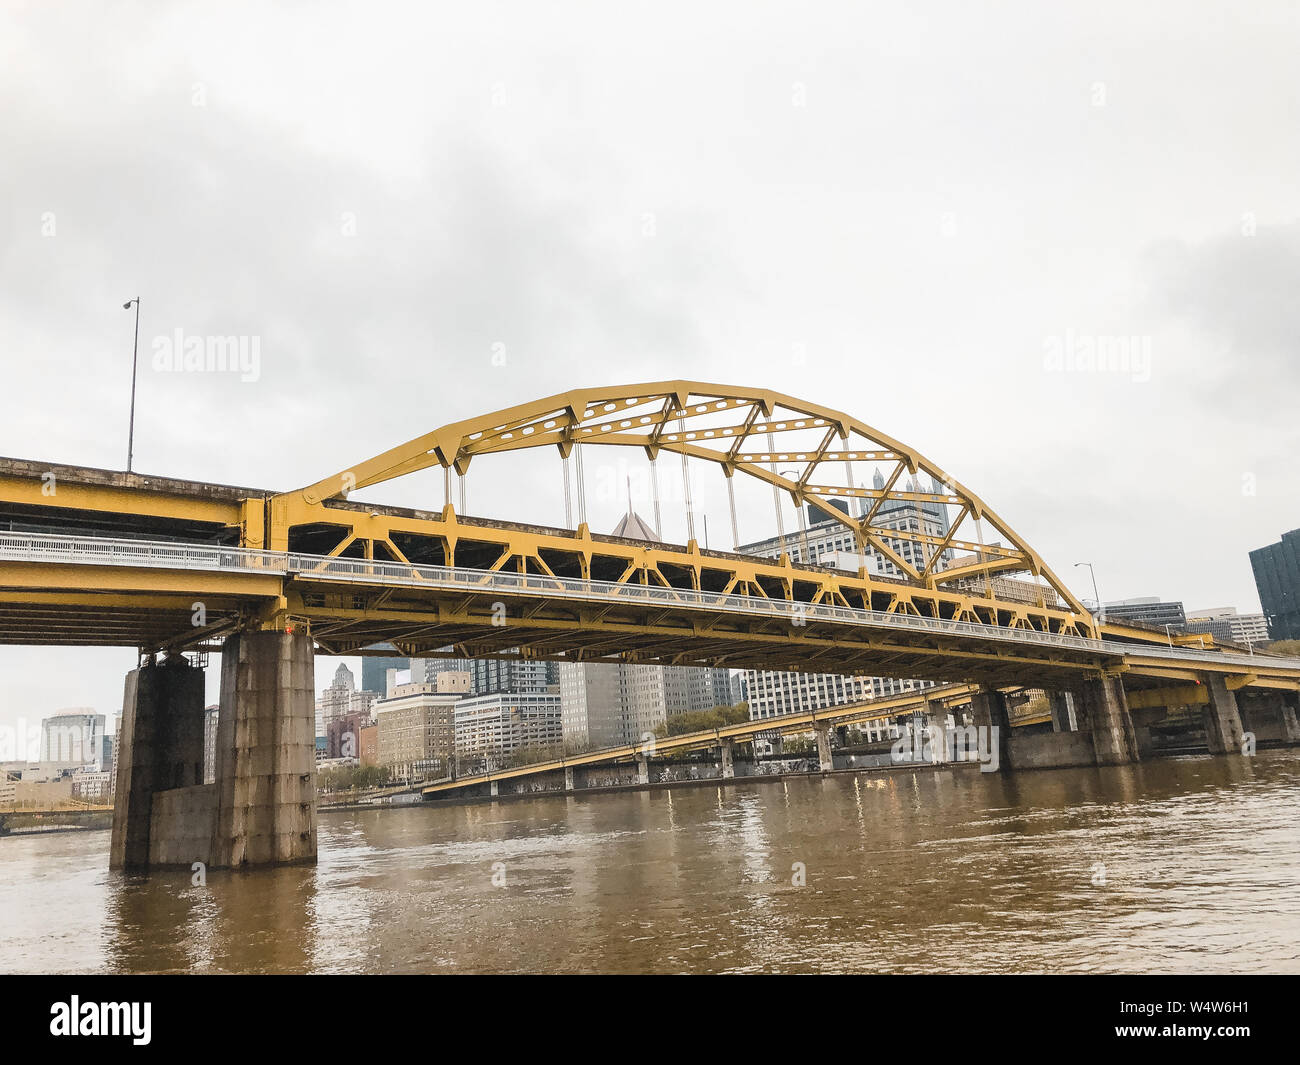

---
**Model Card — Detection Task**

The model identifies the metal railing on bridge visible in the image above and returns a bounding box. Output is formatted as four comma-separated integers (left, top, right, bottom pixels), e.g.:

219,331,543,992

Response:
4,529,1298,672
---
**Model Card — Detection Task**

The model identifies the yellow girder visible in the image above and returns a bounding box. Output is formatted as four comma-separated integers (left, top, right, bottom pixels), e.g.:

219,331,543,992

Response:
280,382,1093,629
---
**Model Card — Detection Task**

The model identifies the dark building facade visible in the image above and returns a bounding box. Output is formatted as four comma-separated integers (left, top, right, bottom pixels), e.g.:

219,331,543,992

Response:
466,658,558,696
361,652,409,696
1251,528,1300,641
327,710,371,760
1103,599,1187,629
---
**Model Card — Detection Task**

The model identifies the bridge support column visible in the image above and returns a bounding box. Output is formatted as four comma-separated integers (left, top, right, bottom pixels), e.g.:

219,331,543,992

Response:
719,738,735,779
923,700,949,764
970,686,1012,769
1279,696,1300,743
1049,691,1077,732
211,630,317,868
1239,691,1300,745
636,756,650,785
1202,675,1246,755
564,766,576,791
489,780,499,797
813,723,833,773
1078,676,1139,765
1282,693,1300,745
110,656,207,870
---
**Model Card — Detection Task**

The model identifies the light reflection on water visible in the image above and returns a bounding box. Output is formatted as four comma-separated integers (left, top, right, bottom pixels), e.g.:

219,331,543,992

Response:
2,751,1298,973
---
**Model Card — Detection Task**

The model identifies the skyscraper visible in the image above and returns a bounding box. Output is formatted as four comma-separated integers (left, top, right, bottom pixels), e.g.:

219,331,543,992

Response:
40,711,105,767
361,651,409,695
1103,598,1187,629
739,468,953,573
1251,528,1300,641
318,663,379,757
558,499,734,750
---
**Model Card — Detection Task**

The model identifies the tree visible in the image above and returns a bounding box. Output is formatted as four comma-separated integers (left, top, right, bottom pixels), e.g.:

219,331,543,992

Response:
665,702,752,736
317,764,392,793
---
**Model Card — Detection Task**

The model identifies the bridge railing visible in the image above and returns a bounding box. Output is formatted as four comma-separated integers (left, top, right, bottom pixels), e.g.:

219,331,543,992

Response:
282,550,1114,653
0,531,271,572
5,530,1300,671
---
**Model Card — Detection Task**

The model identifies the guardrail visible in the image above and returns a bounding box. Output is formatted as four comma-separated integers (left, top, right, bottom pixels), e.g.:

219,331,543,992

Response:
3,530,1298,672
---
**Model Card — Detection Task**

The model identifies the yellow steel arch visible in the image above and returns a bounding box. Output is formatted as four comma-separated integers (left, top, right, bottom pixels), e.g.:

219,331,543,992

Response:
290,382,1088,617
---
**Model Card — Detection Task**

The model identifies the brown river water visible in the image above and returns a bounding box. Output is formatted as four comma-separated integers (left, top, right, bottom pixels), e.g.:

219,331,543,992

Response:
3,751,1299,973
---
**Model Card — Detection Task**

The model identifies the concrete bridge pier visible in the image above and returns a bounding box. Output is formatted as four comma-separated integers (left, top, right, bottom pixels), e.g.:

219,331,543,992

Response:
1077,676,1139,765
813,723,833,772
635,755,650,785
211,629,317,867
1049,691,1077,732
971,686,1012,767
111,629,317,870
1202,675,1246,755
923,700,949,763
719,738,735,779
1237,690,1300,745
489,780,499,797
110,655,207,870
563,765,576,791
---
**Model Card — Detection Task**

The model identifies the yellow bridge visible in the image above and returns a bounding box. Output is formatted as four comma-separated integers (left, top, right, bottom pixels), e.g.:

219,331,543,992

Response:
1,383,1296,866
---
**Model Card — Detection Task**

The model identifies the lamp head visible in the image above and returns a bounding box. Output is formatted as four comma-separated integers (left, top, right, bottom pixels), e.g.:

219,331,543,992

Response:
123,300,133,309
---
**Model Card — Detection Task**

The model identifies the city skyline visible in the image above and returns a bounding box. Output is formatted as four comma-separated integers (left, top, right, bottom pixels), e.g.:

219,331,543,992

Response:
2,2,1298,736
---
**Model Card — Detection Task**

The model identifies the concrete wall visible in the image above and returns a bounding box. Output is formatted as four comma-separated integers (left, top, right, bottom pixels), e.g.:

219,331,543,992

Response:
1239,694,1300,745
1008,731,1098,769
149,784,216,867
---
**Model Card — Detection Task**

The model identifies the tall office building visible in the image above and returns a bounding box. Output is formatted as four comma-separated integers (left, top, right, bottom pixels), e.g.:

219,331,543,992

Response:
455,691,563,772
410,653,557,696
1185,608,1271,647
561,654,731,749
559,659,626,750
558,500,736,750
739,469,953,573
409,651,463,682
1104,598,1187,629
466,659,558,696
375,683,460,780
361,651,409,696
741,669,932,735
317,663,379,757
744,671,868,721
40,711,105,768
1251,528,1300,641
203,706,219,784
735,470,942,728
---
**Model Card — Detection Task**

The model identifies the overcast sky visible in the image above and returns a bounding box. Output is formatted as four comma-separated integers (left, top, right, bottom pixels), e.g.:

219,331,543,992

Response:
1,1,1297,738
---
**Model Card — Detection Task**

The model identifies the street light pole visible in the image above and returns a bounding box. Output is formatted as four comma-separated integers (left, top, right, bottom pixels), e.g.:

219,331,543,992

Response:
1074,561,1104,627
122,298,141,473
